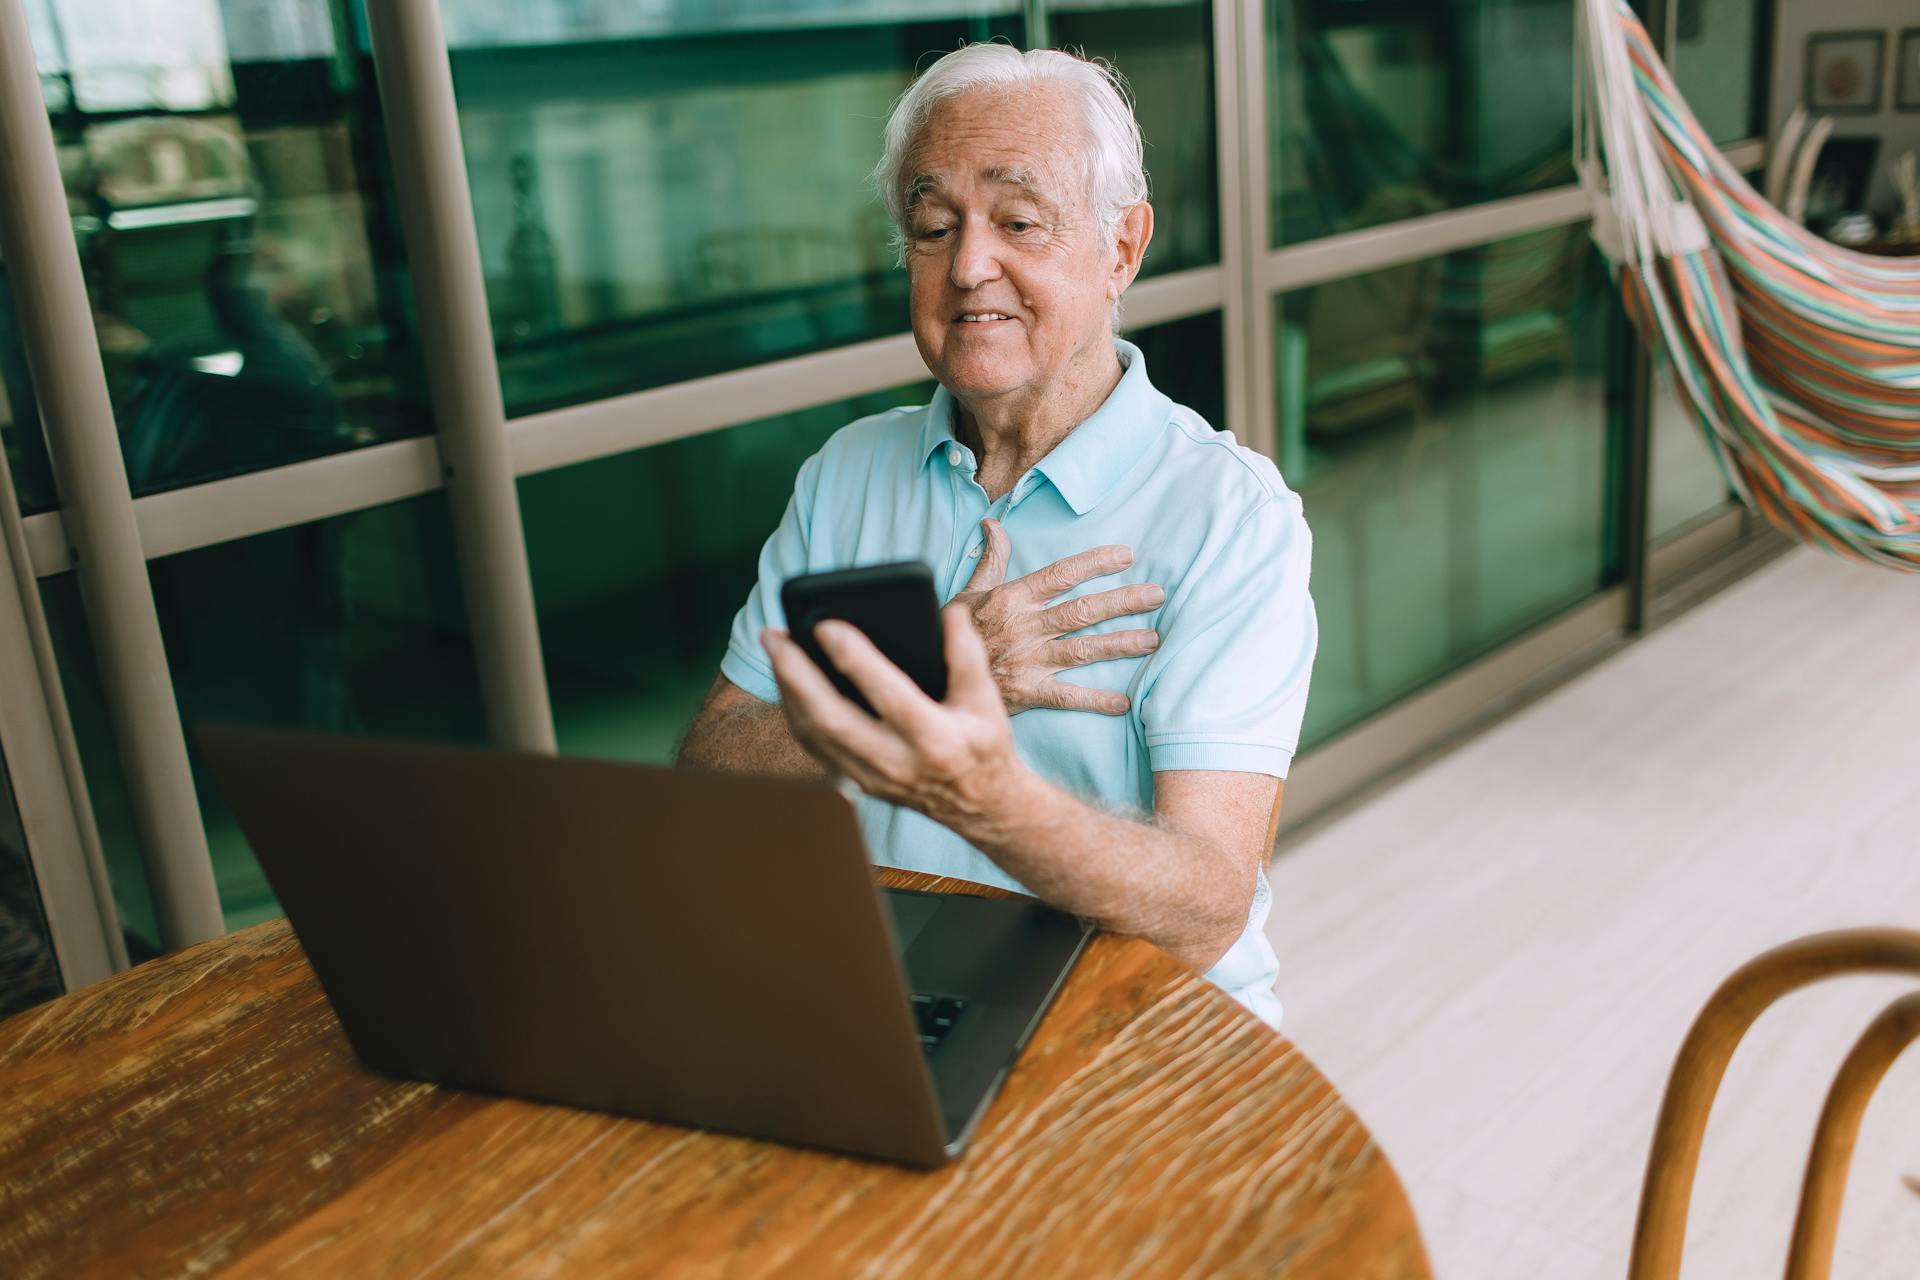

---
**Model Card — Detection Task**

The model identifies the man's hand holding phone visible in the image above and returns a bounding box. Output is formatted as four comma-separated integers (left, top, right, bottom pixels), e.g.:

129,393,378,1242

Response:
766,537,1164,830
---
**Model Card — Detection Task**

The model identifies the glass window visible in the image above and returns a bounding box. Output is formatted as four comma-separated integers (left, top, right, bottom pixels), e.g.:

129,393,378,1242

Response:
1669,0,1768,146
0,748,63,1016
1649,357,1733,541
40,492,487,945
0,260,59,516
4,0,432,512
1277,226,1628,745
1268,0,1582,248
1128,308,1225,432
444,3,1024,417
1645,166,1763,539
523,383,935,763
1046,0,1219,276
39,574,157,954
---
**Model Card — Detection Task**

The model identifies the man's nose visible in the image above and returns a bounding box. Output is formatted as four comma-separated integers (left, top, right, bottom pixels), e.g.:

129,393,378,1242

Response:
948,223,1002,291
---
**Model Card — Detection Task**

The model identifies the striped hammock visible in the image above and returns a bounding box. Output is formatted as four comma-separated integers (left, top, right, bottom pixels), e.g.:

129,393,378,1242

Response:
1576,0,1920,568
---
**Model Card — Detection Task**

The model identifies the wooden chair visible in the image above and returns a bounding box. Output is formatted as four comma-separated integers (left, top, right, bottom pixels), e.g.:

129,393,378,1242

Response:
1628,928,1920,1280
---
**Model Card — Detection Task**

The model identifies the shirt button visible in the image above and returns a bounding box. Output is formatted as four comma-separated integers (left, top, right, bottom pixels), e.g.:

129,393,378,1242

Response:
966,545,981,558
946,446,964,467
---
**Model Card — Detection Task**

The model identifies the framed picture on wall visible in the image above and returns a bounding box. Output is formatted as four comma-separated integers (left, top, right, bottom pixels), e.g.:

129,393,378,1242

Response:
1898,29,1920,111
1806,31,1886,114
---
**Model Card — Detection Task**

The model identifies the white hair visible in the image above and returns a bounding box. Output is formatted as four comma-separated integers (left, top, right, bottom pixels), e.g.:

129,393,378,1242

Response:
873,43,1149,264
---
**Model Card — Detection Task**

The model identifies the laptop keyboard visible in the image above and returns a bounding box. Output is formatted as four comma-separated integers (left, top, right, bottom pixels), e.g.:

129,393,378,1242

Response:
910,993,969,1056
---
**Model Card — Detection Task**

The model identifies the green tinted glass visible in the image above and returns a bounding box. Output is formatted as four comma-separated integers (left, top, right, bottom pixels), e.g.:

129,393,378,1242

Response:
444,5,1023,416
524,383,935,763
41,493,487,946
6,0,432,513
1046,0,1219,276
1268,1,1581,247
0,746,63,1015
1129,308,1225,433
1669,0,1768,145
0,263,57,515
40,573,159,955
1649,357,1733,540
1277,226,1627,745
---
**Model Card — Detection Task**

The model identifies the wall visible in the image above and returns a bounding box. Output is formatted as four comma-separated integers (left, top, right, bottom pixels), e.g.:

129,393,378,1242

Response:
1770,0,1920,214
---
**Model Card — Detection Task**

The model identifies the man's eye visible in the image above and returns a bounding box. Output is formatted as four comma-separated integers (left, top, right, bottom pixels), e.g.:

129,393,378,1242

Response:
1006,220,1034,234
916,226,952,241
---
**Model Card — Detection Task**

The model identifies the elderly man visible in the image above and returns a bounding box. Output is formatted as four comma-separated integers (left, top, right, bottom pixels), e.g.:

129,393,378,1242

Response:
679,44,1315,1027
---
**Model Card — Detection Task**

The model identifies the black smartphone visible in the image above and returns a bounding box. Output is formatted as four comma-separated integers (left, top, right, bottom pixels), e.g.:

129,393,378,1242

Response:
780,562,949,714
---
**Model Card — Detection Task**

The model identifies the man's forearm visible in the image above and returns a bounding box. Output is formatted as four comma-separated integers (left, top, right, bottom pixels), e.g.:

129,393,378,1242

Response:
955,768,1255,973
677,684,827,779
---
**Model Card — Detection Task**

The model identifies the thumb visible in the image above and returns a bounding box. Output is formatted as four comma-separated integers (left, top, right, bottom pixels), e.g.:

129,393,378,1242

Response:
941,601,997,706
962,518,1010,593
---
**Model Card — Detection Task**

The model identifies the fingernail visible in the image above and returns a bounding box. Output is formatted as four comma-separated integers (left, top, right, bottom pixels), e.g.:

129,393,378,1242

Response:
1145,585,1164,605
1145,631,1160,649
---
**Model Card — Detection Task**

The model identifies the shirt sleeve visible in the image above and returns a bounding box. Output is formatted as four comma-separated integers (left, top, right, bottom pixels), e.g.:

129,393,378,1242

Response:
1139,493,1316,778
719,450,825,703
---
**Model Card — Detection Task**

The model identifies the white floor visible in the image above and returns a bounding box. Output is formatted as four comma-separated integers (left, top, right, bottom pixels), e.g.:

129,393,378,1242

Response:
1265,548,1920,1279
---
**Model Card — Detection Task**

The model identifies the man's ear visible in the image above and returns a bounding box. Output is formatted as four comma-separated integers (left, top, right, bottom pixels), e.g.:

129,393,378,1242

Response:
1109,201,1154,300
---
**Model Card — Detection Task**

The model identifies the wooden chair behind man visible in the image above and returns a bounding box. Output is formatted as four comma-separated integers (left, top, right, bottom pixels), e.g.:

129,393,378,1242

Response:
1628,927,1920,1280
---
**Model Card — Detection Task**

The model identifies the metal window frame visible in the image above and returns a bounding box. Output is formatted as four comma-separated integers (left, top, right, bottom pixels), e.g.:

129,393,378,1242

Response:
0,0,222,953
362,0,555,755
0,0,1781,968
0,432,125,986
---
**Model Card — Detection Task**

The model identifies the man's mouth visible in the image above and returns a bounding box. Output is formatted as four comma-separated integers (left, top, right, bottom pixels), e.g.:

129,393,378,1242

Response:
955,312,1015,323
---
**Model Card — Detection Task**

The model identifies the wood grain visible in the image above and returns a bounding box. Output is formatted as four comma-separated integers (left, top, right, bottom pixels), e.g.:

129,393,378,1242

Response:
0,871,1429,1280
1628,929,1920,1280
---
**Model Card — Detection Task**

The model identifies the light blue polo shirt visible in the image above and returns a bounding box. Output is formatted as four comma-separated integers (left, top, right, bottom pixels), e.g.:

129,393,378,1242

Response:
721,340,1316,1028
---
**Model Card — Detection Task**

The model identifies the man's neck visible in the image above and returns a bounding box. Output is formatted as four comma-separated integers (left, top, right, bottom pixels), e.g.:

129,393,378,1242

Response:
954,340,1124,502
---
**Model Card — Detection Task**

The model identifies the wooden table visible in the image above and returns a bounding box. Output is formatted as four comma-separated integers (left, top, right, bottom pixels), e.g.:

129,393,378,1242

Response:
0,870,1430,1279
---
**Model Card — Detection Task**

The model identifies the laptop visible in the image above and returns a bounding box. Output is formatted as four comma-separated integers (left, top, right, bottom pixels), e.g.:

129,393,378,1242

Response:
197,724,1092,1167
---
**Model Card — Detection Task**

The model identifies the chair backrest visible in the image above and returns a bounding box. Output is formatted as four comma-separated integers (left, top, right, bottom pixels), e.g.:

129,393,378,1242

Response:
1628,928,1920,1280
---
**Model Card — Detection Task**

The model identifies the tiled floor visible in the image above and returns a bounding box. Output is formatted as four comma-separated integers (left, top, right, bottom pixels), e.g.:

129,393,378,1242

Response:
1265,547,1920,1278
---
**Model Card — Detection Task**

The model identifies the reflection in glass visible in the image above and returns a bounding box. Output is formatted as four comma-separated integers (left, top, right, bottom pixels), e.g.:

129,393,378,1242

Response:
1268,0,1581,247
1047,0,1218,276
1649,357,1733,540
1277,226,1626,745
1128,308,1225,435
524,383,935,764
41,493,488,943
1669,0,1766,146
0,750,63,1017
0,0,430,515
446,5,1024,416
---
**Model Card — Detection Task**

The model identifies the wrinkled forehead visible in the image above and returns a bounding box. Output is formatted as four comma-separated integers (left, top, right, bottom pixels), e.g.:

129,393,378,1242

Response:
904,86,1089,212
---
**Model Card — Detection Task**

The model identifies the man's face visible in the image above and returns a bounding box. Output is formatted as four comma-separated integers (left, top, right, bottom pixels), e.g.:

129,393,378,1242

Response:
903,87,1123,407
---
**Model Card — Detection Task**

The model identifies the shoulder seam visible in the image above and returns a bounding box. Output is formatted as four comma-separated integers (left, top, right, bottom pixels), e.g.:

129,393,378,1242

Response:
1163,406,1288,502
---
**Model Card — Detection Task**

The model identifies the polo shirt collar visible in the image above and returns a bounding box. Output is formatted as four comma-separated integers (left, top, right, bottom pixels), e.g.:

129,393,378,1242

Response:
919,339,1173,515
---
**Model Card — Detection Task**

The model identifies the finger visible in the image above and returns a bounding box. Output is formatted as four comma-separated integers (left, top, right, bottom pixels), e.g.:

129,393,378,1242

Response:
1030,677,1131,716
1013,543,1134,602
962,518,1010,593
813,620,942,735
941,601,1000,709
1043,628,1161,670
765,635,917,788
1037,583,1165,634
763,628,903,761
